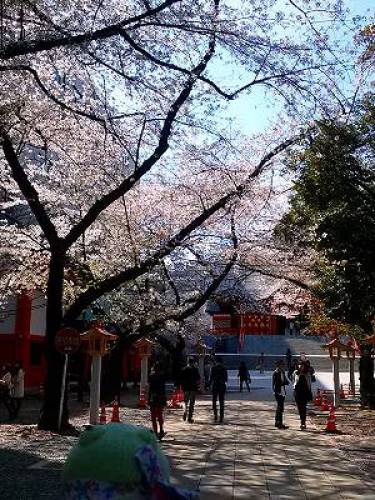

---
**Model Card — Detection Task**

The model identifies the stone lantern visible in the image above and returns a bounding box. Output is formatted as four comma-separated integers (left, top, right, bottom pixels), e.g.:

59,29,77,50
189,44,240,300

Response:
345,339,357,396
322,337,349,407
134,338,154,404
80,320,118,424
364,334,375,347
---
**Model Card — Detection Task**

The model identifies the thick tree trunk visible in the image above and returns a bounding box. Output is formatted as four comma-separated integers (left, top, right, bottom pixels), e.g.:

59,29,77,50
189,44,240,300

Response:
359,348,375,409
38,251,68,431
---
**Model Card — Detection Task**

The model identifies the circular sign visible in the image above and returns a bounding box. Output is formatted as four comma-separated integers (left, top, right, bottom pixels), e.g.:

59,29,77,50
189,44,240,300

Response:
55,327,80,354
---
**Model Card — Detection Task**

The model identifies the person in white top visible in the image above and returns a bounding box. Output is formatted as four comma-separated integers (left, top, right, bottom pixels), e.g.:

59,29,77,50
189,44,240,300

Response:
12,362,25,419
0,364,14,420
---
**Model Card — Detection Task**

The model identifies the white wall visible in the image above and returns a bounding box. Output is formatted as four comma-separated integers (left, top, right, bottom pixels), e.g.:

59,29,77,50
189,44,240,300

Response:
30,291,46,336
0,296,16,334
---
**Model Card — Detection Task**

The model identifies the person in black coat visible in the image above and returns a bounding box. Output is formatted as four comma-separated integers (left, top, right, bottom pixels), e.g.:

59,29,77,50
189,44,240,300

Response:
237,361,251,392
293,361,312,430
209,357,228,423
180,358,200,423
148,363,167,440
272,360,289,429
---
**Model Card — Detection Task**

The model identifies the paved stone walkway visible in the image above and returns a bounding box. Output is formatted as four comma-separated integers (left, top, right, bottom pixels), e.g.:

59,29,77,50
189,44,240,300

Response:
0,374,374,499
163,390,375,499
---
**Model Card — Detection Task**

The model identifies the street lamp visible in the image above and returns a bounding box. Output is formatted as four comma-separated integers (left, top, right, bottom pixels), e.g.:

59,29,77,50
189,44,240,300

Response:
364,334,375,346
134,338,154,407
345,343,356,396
322,338,348,407
80,320,118,424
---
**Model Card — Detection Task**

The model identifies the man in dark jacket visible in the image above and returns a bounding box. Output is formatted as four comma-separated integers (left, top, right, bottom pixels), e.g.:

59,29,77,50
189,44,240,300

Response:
180,358,200,423
210,357,228,423
238,361,251,392
272,360,289,429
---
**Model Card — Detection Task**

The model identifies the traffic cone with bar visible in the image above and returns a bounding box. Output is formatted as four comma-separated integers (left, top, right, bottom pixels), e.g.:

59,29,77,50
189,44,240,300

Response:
99,403,107,424
138,388,148,409
320,394,329,411
111,399,121,422
314,389,322,407
325,403,338,433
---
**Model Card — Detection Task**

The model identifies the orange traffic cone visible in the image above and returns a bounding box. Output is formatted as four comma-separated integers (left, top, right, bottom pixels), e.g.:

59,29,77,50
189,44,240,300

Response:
325,403,338,433
314,389,322,407
320,395,329,411
111,399,121,422
99,404,107,424
138,388,148,409
340,384,346,399
177,386,184,403
169,389,182,408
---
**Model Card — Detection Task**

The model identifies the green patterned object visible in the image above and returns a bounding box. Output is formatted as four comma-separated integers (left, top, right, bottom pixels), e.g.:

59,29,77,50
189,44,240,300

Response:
62,423,169,487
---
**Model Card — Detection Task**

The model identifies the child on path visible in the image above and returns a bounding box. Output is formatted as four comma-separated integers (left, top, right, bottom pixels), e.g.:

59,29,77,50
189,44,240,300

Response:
148,362,167,441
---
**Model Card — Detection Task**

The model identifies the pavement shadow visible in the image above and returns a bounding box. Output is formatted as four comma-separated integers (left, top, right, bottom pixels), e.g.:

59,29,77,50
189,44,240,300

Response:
0,397,41,426
0,447,63,500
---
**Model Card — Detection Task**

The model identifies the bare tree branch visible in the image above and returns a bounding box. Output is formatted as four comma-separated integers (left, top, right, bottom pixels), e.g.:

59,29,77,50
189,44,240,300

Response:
161,260,181,305
64,133,297,322
0,0,182,60
63,6,219,248
1,132,60,248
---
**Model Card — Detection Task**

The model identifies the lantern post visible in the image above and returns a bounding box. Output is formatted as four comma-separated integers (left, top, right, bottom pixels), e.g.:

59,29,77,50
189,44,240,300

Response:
134,338,154,402
363,334,375,401
80,320,118,425
322,338,348,407
345,339,357,396
196,339,206,393
54,327,81,431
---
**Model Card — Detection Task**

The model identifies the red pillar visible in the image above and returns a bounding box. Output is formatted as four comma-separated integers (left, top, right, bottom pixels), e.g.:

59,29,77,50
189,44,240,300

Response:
14,292,32,384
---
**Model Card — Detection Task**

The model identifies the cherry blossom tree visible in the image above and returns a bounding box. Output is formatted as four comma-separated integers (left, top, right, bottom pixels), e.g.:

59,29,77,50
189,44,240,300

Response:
0,0,357,430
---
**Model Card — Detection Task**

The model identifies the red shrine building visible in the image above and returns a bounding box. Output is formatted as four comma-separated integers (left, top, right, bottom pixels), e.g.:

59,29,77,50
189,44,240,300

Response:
210,312,286,352
0,291,140,389
0,291,46,387
211,312,285,336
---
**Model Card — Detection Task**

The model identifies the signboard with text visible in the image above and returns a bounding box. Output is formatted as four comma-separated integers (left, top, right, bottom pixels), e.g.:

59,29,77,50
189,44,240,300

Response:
55,327,80,355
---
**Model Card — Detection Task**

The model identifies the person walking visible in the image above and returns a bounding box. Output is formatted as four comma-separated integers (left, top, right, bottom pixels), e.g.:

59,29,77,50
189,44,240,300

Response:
237,361,251,392
148,362,167,441
272,360,289,429
210,357,228,423
285,348,292,372
288,358,299,381
0,364,15,420
305,359,316,382
257,352,265,374
293,361,312,430
204,357,213,392
11,362,25,419
180,358,200,423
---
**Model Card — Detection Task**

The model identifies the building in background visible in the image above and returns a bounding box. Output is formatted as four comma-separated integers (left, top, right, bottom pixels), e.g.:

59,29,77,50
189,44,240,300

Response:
0,291,46,387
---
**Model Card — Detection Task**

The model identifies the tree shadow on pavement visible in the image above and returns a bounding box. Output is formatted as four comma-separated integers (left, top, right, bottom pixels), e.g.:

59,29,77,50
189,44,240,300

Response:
0,447,63,500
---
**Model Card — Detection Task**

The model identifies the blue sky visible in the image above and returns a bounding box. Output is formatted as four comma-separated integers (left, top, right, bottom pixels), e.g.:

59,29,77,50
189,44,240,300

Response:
217,0,374,136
